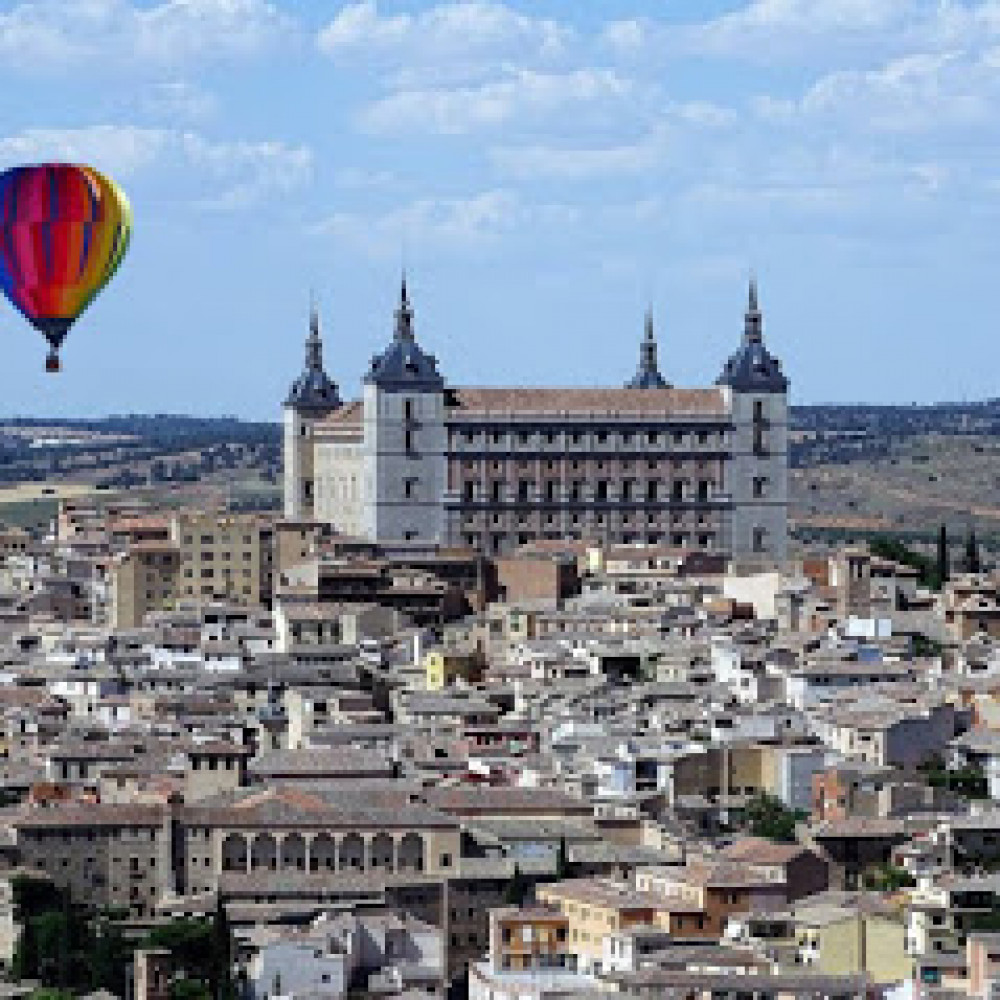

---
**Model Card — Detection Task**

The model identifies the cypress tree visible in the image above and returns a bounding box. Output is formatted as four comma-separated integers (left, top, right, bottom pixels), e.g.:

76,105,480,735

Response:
503,863,528,906
966,528,981,574
211,897,234,1000
13,915,38,981
555,837,571,880
936,524,949,589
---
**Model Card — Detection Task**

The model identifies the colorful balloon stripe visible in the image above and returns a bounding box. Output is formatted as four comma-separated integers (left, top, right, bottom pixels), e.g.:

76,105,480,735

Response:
0,163,131,367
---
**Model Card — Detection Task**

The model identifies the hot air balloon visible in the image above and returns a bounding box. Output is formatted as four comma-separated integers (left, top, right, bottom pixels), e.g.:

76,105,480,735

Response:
0,163,132,372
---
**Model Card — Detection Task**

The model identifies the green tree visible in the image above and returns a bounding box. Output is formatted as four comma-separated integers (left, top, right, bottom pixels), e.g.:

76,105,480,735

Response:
13,910,39,981
145,918,214,978
555,837,571,881
209,897,235,1000
868,536,938,590
503,863,529,906
966,528,982,574
864,863,915,892
89,912,131,995
170,979,211,1000
744,793,802,843
937,523,949,588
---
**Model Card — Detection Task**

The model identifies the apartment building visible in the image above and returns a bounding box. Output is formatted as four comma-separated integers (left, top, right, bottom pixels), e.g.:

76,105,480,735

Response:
108,510,275,628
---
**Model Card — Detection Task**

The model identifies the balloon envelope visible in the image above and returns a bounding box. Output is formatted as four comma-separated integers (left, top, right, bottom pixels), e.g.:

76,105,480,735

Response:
0,163,132,369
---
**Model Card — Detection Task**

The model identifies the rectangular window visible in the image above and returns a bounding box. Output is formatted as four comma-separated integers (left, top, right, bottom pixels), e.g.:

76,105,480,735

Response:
753,527,767,553
596,481,608,501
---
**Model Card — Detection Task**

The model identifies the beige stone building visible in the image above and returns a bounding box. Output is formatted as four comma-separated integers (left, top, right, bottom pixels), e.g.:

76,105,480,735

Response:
12,788,462,919
109,510,276,628
173,511,274,606
109,540,180,630
15,804,172,919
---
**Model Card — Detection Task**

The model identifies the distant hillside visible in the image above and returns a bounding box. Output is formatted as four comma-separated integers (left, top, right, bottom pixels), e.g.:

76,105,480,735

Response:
0,415,279,451
790,399,1000,468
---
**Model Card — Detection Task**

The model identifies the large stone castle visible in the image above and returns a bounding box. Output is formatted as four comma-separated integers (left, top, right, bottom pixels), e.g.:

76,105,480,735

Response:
282,278,789,560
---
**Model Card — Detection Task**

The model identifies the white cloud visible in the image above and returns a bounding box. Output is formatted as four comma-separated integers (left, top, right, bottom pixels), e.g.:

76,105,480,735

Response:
0,125,312,210
686,0,912,58
600,18,646,56
490,136,662,180
143,81,218,121
0,0,294,71
756,50,998,132
133,0,294,62
317,1,568,68
312,189,578,256
601,0,1000,65
179,133,313,210
360,68,633,135
488,102,732,180
313,190,520,256
0,125,170,176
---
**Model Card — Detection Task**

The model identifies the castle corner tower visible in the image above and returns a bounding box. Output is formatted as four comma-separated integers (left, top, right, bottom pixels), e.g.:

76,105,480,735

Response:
361,277,448,545
717,277,789,561
283,306,341,519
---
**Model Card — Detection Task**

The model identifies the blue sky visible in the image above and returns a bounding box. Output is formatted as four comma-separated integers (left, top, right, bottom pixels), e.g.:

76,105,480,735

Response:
1,0,998,417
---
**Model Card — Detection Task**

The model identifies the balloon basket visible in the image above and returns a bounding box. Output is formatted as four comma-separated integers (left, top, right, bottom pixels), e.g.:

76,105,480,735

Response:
45,354,60,373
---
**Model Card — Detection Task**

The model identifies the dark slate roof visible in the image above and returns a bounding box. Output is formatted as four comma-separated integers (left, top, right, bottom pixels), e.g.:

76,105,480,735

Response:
364,279,445,391
626,309,671,389
286,309,342,412
628,368,669,389
717,280,788,394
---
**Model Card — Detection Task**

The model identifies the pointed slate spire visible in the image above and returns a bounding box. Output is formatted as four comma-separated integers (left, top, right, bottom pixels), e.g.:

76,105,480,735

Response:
717,274,788,393
365,274,445,389
395,272,415,343
306,298,323,371
285,302,341,411
626,306,669,388
744,274,763,343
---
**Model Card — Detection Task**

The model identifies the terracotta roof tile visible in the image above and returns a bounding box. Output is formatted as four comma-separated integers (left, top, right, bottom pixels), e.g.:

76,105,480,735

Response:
450,386,728,417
